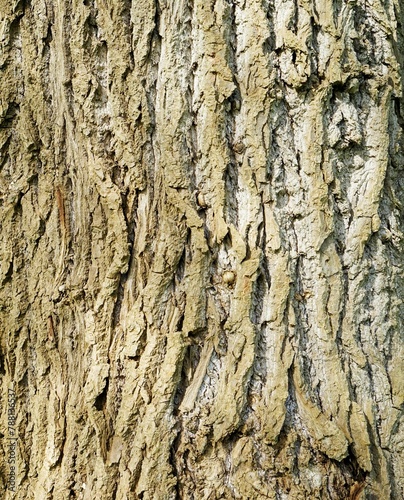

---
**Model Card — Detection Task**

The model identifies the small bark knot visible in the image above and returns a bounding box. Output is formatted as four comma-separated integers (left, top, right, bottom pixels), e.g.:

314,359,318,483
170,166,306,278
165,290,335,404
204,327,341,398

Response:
222,271,236,285
196,191,207,208
233,141,246,154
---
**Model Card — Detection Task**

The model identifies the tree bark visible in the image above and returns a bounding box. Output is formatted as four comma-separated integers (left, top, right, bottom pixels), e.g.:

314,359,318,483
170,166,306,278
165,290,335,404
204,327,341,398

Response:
1,0,404,498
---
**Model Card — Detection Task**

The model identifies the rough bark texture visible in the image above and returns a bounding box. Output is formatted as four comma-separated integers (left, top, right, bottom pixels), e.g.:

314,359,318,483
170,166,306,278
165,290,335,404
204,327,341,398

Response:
1,0,404,498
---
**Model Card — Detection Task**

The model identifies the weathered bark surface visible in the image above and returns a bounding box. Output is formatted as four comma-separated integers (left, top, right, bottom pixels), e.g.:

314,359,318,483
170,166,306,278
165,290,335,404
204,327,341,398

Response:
1,0,404,498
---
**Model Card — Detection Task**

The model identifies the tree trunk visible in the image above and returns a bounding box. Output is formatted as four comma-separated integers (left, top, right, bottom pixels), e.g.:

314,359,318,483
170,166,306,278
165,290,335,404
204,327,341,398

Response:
1,0,404,498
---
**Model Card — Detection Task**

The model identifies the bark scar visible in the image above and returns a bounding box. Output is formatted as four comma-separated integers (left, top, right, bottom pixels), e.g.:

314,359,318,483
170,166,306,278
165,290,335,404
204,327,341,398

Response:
48,315,55,342
54,186,69,289
55,186,66,232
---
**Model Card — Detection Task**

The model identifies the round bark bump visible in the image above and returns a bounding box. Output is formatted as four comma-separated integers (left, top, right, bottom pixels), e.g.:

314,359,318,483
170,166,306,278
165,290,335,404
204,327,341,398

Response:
233,140,246,154
222,270,236,285
196,192,207,208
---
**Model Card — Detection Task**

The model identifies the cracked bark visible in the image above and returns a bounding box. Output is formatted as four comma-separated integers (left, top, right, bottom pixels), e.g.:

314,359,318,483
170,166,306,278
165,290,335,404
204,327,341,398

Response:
1,0,404,498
